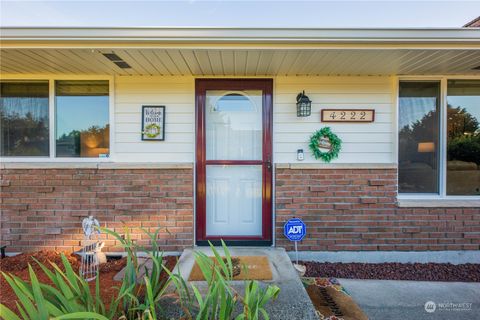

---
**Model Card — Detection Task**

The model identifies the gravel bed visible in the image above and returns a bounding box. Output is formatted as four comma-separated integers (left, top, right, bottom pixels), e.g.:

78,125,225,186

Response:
301,261,480,282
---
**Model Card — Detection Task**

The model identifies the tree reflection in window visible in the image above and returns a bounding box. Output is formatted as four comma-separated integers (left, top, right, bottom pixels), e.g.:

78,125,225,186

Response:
0,82,49,156
447,80,480,195
55,80,109,158
398,81,440,194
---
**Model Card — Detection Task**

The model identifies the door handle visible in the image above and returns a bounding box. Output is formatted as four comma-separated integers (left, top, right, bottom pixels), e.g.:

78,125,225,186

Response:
265,156,272,171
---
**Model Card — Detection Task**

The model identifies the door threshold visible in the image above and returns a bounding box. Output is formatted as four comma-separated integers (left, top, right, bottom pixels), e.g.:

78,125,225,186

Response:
196,240,272,247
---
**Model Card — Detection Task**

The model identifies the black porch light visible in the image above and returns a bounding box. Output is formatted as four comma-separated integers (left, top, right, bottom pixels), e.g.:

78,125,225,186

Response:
296,90,312,117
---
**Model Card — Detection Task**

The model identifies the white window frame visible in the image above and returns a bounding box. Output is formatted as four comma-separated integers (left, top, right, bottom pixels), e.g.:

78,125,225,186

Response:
397,75,480,200
0,74,115,162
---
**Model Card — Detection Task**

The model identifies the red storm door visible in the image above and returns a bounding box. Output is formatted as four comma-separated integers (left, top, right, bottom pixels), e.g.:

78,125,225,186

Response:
195,79,273,246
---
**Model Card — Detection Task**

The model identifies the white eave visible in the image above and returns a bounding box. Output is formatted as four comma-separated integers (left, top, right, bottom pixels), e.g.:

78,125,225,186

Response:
1,27,480,46
1,27,480,76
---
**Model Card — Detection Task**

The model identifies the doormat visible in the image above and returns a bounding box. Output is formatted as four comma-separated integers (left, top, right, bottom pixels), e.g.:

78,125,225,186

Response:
188,256,272,281
302,277,368,320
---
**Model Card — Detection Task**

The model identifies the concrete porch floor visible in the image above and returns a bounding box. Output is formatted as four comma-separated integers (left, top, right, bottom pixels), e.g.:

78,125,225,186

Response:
173,246,319,320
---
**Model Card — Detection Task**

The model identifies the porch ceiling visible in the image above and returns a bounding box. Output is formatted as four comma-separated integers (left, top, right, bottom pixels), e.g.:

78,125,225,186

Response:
1,47,479,76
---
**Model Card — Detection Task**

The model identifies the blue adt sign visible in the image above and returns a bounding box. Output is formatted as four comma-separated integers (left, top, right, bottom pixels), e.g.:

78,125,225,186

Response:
284,218,306,241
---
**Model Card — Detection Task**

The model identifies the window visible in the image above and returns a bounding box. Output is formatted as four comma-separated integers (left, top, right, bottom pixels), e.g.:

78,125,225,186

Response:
213,92,256,112
399,79,480,197
398,81,440,193
55,81,109,158
0,81,50,156
0,79,110,159
447,80,480,195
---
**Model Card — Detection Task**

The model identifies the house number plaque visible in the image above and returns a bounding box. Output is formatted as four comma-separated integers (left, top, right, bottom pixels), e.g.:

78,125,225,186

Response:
321,109,375,123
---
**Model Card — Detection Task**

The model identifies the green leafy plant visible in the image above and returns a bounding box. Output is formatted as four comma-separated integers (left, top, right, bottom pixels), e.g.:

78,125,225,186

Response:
190,241,237,320
100,226,176,319
236,281,280,320
0,254,115,320
1,229,280,320
185,240,280,320
0,227,176,320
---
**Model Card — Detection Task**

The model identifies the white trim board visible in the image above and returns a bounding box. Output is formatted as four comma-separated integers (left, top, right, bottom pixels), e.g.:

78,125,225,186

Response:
2,27,480,46
0,162,194,169
275,163,397,169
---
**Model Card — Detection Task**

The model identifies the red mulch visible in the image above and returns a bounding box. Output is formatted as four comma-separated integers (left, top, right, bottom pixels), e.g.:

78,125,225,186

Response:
302,261,480,282
0,251,178,315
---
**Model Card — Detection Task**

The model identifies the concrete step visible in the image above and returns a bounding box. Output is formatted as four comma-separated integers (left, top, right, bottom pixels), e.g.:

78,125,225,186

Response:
113,247,319,319
173,246,319,320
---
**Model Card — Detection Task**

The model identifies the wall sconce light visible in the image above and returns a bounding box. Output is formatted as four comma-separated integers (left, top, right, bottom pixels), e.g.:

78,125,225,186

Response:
296,91,312,117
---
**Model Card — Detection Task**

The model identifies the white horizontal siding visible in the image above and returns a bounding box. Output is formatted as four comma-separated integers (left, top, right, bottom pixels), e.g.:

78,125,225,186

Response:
273,76,395,163
114,76,195,162
112,75,395,164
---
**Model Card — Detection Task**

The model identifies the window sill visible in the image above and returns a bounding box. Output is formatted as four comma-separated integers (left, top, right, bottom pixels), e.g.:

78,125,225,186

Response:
397,198,480,208
276,163,397,169
0,162,194,169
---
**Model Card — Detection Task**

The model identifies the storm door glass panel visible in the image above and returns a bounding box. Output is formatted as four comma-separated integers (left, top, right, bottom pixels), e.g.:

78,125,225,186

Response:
0,81,49,156
55,80,109,158
447,80,480,195
206,90,262,160
206,165,262,236
398,81,440,193
205,90,263,237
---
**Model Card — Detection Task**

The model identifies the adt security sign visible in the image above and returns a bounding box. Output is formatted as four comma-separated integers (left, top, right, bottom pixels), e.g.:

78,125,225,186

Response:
284,218,306,242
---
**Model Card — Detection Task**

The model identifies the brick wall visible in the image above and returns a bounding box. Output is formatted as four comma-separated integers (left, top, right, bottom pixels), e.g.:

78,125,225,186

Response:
275,167,480,251
0,168,194,253
2,166,478,253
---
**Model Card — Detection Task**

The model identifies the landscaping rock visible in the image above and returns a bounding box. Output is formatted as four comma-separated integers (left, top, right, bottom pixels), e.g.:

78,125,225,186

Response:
302,261,480,282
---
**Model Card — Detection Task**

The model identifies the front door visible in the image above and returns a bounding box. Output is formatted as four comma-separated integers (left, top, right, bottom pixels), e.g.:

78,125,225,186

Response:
196,79,273,246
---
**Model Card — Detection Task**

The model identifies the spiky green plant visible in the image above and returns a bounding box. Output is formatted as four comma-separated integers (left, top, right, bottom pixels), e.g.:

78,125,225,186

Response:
0,227,176,320
0,254,115,320
184,240,280,320
1,229,280,320
236,281,280,320
100,226,177,319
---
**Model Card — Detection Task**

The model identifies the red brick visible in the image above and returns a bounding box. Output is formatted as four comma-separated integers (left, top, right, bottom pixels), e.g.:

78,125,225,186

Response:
275,168,478,251
1,168,194,252
309,186,328,192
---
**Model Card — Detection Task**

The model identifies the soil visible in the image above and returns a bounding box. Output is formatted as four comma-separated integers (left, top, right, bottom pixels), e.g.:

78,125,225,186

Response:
0,251,178,314
301,261,480,282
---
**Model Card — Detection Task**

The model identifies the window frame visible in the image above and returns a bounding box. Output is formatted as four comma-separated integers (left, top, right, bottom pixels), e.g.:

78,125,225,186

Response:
396,75,480,200
0,75,114,162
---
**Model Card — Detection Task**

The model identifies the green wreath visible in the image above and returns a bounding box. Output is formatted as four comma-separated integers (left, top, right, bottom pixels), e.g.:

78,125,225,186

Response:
142,123,161,138
309,127,342,163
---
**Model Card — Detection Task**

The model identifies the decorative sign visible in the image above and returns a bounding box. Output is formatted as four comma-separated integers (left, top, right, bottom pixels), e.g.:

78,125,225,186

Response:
142,106,165,141
284,218,306,242
321,109,375,123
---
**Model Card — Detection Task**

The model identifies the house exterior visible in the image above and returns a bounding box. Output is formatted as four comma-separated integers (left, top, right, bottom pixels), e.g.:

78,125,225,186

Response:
0,27,479,254
465,16,480,28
